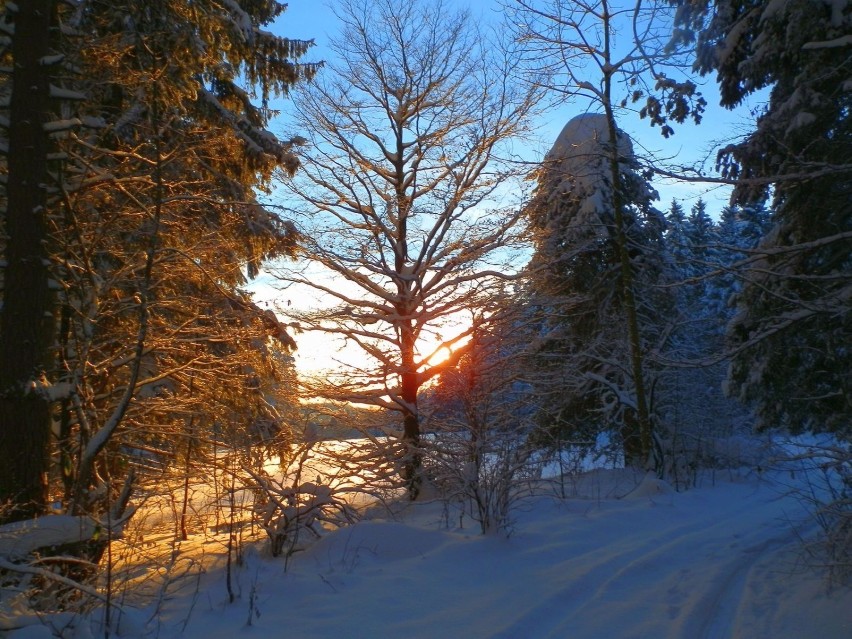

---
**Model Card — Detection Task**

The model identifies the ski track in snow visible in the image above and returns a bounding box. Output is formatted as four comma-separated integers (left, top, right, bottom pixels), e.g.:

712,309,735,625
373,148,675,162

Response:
493,481,805,639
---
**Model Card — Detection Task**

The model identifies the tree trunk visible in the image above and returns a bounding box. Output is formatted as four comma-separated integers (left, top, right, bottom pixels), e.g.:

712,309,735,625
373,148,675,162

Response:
0,0,56,523
600,2,655,472
399,325,422,498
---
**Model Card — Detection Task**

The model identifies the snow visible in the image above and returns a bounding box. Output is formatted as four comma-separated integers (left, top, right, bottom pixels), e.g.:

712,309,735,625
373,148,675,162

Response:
786,111,817,133
6,458,848,639
547,112,632,162
48,85,86,101
1,428,848,639
38,54,64,66
802,34,852,49
828,0,849,27
244,472,847,638
541,113,639,219
0,516,96,559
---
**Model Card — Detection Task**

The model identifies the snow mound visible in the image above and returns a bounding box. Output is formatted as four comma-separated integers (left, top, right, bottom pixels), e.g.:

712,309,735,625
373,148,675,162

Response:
623,472,676,499
0,515,96,559
547,112,632,163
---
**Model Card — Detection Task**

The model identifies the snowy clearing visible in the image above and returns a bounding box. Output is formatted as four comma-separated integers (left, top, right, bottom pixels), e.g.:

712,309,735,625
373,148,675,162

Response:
18,463,844,639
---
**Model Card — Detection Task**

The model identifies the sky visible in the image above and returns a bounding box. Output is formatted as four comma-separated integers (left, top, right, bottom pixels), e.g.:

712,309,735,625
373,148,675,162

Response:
251,0,765,375
272,0,762,210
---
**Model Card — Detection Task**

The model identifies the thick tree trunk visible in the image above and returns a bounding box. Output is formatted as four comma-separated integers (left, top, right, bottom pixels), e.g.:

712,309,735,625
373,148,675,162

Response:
0,0,56,522
399,328,422,499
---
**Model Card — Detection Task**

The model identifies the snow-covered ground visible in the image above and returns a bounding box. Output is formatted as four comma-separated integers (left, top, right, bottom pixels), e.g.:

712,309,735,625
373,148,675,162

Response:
4,448,850,639
24,469,844,638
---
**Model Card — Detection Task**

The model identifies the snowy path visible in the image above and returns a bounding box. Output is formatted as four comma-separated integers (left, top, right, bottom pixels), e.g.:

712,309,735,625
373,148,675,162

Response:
492,478,804,638
162,471,850,639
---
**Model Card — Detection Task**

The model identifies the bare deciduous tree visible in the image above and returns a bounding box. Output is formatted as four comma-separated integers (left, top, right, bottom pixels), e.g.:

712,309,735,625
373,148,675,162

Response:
276,0,541,496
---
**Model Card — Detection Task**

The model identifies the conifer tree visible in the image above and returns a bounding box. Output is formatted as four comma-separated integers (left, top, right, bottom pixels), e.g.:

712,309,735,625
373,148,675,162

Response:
525,114,669,466
0,0,315,523
0,0,56,521
674,0,852,433
508,0,703,469
686,199,713,250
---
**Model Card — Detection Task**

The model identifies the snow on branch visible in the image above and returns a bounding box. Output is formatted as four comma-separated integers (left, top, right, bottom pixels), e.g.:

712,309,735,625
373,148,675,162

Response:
802,35,852,49
0,515,97,559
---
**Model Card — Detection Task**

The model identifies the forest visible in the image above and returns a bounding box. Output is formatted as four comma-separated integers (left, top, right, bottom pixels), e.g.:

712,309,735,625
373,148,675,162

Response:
0,0,849,637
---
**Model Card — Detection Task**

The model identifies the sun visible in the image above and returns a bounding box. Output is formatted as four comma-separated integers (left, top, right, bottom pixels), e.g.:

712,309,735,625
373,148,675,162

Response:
416,328,471,372
424,344,452,367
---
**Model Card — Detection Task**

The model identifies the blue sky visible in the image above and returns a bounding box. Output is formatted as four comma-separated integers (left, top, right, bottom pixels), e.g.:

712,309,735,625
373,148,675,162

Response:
269,0,764,215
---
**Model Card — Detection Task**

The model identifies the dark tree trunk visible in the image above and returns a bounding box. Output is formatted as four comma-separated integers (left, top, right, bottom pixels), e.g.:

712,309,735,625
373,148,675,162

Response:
399,330,422,499
0,0,56,522
620,413,645,468
599,15,655,472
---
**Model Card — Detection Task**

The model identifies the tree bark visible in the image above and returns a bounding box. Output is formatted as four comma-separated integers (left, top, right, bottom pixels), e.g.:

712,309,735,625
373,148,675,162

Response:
601,1,655,471
0,0,56,522
399,322,422,498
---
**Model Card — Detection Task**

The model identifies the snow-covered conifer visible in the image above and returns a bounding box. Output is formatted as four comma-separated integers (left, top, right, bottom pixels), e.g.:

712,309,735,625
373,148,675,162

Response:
675,0,852,433
525,114,669,467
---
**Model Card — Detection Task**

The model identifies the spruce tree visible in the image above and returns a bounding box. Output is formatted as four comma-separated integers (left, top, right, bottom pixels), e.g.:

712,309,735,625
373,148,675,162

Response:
525,114,669,467
0,0,315,522
0,0,56,521
675,0,852,433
